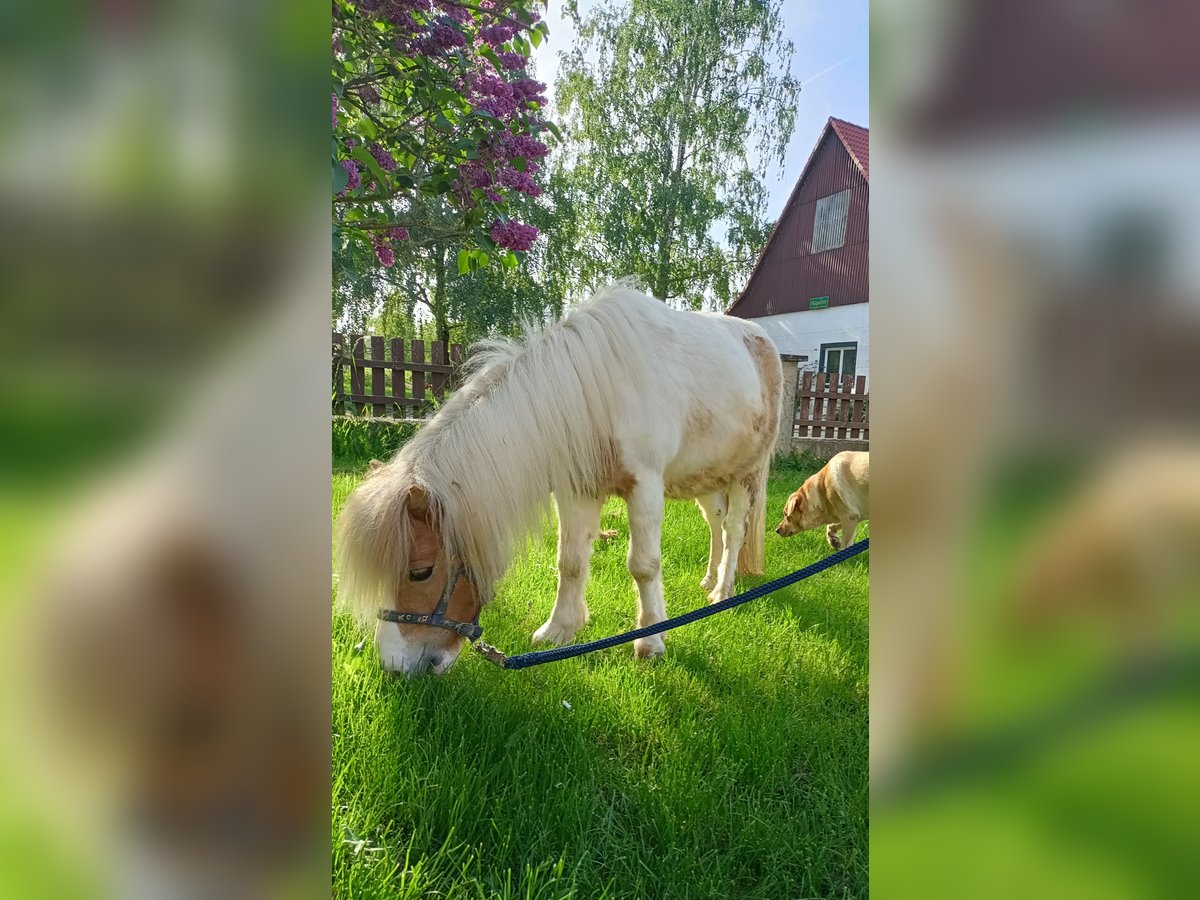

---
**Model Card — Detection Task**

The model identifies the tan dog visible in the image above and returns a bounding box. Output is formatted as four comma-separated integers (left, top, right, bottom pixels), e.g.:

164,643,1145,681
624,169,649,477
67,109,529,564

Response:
776,451,870,548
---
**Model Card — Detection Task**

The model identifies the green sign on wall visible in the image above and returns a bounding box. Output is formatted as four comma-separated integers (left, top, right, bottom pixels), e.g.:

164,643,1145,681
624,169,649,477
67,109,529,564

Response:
809,296,829,309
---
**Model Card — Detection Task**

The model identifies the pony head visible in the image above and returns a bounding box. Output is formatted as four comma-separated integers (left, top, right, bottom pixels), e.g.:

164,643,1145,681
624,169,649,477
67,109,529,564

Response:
337,468,482,677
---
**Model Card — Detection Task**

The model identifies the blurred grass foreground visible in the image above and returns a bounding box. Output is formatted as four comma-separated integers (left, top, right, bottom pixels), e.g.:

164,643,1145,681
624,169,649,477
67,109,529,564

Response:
0,2,330,898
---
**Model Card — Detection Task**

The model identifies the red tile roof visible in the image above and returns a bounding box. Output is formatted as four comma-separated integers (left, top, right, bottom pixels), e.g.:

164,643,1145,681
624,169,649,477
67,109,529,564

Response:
829,117,869,181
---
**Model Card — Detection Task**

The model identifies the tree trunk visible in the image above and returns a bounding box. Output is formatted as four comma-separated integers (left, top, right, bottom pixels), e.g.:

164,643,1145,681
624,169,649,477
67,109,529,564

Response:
432,245,450,346
653,133,688,301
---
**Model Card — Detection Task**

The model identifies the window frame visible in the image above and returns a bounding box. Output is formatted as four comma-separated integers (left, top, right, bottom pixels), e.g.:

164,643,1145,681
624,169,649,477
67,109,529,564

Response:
819,341,858,378
811,189,850,254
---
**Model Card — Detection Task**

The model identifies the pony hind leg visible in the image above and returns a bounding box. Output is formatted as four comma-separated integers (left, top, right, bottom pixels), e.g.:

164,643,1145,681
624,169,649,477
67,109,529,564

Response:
695,492,728,592
710,481,751,604
626,476,667,659
533,495,603,646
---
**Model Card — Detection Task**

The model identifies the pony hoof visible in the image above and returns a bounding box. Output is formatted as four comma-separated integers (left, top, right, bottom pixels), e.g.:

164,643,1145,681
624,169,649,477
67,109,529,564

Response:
700,574,717,591
532,620,577,646
633,636,665,659
708,587,733,604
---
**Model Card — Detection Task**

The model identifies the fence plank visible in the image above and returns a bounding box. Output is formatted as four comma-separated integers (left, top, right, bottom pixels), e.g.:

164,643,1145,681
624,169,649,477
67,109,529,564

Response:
390,339,406,417
430,341,447,400
795,370,813,438
411,340,425,413
369,336,386,416
332,332,344,415
349,335,365,415
815,372,829,439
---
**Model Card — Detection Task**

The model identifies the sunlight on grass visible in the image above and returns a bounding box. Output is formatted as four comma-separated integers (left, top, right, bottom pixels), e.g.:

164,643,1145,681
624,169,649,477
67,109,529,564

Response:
333,457,869,898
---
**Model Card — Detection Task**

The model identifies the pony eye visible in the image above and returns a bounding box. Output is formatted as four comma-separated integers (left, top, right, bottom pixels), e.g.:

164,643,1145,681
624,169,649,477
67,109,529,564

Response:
409,566,434,582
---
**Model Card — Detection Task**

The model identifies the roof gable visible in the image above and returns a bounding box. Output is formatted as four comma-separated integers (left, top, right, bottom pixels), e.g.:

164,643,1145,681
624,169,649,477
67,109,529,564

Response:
727,117,869,317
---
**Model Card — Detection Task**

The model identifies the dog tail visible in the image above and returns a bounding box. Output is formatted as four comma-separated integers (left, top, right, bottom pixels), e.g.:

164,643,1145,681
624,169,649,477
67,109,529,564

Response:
738,462,770,575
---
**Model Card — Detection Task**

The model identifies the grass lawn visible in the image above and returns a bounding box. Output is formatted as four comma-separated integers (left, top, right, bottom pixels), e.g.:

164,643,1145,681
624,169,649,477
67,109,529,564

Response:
332,455,869,899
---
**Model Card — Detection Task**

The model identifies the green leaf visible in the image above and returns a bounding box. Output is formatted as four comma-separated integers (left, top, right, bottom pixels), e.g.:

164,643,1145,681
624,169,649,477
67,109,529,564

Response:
545,121,564,142
477,251,489,269
511,156,527,173
333,161,348,195
479,46,501,69
457,250,470,276
529,28,542,49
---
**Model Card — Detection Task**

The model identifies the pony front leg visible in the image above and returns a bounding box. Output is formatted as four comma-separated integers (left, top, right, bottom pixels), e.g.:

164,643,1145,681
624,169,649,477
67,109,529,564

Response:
533,495,603,646
695,492,727,591
710,482,750,603
626,478,667,659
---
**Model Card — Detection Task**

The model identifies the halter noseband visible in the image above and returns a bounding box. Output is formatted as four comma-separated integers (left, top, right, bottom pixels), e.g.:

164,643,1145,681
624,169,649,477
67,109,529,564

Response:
377,566,483,642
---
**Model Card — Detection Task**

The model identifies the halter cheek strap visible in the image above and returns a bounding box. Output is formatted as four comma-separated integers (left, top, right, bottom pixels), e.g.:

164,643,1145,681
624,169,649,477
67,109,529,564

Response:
377,566,484,642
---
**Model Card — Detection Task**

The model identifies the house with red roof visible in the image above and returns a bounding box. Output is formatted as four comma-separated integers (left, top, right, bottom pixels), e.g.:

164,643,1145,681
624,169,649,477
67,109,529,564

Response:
727,117,869,384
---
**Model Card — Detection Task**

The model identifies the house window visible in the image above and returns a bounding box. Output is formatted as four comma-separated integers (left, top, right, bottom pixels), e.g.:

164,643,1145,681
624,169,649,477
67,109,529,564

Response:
811,190,850,253
820,341,858,378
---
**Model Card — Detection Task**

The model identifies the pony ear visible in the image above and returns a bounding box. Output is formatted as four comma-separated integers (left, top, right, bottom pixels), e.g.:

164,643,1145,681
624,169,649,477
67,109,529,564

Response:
406,485,432,524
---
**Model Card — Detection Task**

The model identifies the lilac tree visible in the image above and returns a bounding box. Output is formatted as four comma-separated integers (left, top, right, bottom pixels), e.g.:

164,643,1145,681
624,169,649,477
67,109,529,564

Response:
332,0,556,287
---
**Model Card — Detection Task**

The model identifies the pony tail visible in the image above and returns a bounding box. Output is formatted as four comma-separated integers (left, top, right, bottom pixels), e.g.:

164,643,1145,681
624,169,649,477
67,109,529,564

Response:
738,463,770,575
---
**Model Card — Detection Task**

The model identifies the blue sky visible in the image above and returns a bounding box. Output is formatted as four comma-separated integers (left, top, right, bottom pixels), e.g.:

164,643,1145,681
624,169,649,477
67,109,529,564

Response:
528,0,869,220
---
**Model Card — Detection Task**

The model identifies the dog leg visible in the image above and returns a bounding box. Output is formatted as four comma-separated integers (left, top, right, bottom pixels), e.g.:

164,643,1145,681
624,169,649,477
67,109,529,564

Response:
826,523,842,549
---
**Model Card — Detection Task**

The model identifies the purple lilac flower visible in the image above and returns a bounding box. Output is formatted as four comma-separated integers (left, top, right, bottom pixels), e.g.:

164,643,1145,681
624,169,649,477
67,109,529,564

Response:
388,226,409,241
495,50,526,71
497,166,540,196
369,143,397,171
476,95,519,119
501,132,549,159
484,188,503,202
479,24,515,46
458,162,492,188
490,220,539,251
439,2,472,24
510,78,547,105
339,159,361,194
332,92,339,129
357,0,385,12
416,22,467,54
375,242,396,267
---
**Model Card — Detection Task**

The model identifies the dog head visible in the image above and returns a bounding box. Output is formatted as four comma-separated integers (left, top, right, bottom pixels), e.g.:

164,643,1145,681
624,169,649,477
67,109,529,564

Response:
776,480,825,537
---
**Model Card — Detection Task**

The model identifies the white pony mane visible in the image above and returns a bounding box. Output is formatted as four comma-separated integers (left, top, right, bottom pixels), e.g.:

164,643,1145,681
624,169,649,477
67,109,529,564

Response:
336,281,658,628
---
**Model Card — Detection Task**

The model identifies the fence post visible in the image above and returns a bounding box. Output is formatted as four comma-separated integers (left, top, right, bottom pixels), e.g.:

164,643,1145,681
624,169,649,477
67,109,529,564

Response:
776,354,803,457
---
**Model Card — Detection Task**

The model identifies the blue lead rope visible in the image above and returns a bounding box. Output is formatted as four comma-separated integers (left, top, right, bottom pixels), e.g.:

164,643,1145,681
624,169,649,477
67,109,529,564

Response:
474,537,869,670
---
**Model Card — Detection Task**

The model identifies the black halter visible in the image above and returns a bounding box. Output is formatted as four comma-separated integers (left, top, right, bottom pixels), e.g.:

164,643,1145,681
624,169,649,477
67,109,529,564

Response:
377,566,483,642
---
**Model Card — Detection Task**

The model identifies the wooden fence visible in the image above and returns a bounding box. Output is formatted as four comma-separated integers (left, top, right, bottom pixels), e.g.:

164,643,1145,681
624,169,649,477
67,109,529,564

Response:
794,371,869,443
333,333,465,418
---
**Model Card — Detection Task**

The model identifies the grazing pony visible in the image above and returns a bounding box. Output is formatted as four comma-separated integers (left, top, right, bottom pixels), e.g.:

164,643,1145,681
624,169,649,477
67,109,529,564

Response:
336,283,782,675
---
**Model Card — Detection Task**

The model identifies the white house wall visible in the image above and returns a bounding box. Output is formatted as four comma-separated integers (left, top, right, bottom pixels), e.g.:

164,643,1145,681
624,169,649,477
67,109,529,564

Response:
745,303,870,384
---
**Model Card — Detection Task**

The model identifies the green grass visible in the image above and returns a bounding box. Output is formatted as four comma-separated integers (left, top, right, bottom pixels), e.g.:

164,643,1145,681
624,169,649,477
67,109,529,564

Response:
332,455,869,899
